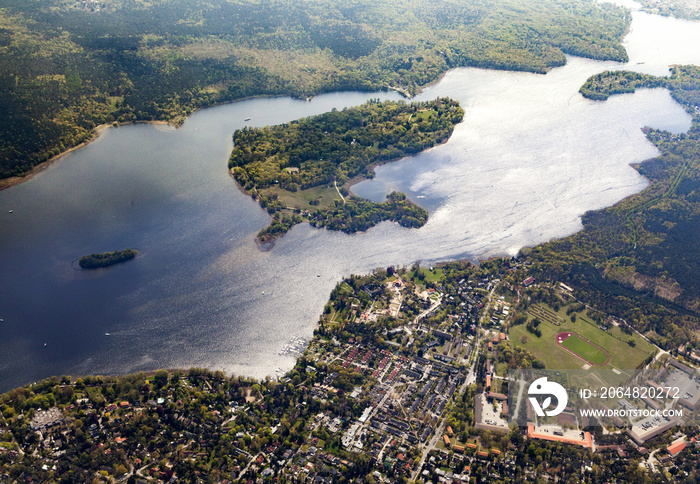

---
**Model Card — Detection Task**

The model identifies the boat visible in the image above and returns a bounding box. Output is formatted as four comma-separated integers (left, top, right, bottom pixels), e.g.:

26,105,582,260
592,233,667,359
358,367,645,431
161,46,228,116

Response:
105,332,110,336
43,343,47,347
244,117,251,121
8,210,13,213
317,274,321,277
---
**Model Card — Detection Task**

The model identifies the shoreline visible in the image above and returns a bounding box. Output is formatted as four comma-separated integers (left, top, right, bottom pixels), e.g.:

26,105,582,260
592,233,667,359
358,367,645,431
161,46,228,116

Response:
0,121,171,191
0,52,583,194
346,133,453,196
0,93,295,192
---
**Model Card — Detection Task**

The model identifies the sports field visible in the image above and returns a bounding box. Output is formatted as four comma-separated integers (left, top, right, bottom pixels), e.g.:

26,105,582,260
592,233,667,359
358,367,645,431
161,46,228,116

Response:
509,303,656,371
557,332,609,365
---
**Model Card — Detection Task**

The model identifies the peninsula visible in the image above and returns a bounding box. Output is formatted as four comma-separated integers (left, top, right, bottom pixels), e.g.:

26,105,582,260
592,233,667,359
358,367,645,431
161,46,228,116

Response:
78,249,137,269
229,98,463,242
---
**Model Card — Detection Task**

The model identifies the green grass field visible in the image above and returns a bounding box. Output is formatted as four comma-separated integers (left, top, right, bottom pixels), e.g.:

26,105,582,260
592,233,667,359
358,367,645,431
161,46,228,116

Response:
509,302,656,371
259,185,342,211
561,334,608,365
412,267,445,284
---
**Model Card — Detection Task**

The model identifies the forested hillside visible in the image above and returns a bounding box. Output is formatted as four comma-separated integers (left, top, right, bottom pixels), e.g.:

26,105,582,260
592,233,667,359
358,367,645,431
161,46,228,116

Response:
527,65,700,350
0,0,630,180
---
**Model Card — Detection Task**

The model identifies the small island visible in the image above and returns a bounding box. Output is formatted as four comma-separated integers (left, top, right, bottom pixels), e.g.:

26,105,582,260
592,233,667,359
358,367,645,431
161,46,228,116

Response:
229,98,464,243
78,249,137,269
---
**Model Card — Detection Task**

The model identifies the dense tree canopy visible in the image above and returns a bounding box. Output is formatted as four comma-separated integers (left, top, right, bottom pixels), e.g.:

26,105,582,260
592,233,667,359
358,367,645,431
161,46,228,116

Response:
230,98,463,190
231,98,462,241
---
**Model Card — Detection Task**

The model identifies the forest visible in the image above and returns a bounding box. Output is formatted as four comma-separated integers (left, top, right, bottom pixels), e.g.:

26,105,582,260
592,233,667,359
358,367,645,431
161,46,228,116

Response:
525,65,700,351
231,98,461,241
0,0,631,180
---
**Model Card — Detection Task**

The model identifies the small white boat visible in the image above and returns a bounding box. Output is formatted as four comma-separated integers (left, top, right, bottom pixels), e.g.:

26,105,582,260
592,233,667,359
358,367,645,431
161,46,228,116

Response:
105,332,110,336
244,117,251,121
8,210,13,213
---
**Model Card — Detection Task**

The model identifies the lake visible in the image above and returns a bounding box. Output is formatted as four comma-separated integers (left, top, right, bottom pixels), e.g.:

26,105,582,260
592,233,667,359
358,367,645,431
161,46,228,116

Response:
0,7,699,392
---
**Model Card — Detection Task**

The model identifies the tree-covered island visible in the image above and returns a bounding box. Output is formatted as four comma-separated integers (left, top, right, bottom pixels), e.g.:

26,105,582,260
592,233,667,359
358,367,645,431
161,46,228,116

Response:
78,249,137,269
229,97,464,243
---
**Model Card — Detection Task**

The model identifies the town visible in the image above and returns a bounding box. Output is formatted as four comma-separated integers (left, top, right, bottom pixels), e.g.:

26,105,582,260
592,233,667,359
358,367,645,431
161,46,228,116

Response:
1,260,699,483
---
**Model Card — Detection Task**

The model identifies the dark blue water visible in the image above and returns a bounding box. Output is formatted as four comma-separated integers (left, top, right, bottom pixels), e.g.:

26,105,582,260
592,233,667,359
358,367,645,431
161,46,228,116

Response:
0,93,404,391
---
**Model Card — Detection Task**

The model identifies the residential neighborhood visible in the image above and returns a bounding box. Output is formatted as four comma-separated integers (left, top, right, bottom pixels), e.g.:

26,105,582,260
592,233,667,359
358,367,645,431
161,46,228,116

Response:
1,261,700,483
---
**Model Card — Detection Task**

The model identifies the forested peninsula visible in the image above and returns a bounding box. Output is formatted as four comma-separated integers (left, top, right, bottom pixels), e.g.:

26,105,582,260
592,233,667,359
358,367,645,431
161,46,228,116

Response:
0,0,631,182
230,98,462,242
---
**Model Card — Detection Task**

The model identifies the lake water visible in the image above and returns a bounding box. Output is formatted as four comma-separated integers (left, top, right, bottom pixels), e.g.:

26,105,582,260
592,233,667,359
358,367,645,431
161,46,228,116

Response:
1,8,699,392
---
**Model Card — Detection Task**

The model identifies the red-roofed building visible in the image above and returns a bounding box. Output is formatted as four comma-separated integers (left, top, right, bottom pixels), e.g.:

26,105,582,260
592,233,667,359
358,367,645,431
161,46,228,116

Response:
668,440,686,458
527,425,594,449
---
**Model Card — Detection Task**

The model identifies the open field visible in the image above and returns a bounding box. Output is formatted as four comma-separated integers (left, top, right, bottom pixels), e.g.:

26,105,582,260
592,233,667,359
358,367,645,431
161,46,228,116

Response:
558,332,609,365
410,267,445,284
258,185,342,212
509,302,656,371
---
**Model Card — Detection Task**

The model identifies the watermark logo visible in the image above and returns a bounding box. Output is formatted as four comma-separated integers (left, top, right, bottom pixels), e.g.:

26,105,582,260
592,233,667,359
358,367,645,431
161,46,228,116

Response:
528,377,568,417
